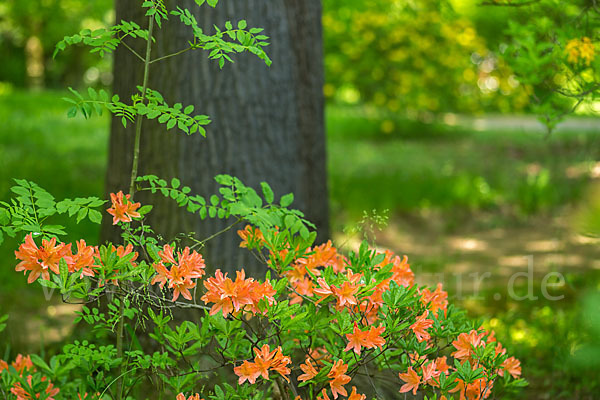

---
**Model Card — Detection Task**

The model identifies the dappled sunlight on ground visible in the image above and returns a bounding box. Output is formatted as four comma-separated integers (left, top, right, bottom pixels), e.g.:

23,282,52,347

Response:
333,211,600,296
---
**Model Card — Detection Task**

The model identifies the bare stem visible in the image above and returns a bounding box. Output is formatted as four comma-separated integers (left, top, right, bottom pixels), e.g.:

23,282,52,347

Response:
150,45,195,64
128,15,155,198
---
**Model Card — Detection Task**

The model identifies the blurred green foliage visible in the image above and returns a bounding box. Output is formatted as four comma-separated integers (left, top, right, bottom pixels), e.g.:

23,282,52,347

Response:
0,0,112,88
475,271,600,399
327,105,598,220
478,0,600,130
323,0,530,116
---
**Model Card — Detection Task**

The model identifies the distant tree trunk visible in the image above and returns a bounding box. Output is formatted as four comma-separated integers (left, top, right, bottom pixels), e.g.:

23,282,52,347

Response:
101,0,328,277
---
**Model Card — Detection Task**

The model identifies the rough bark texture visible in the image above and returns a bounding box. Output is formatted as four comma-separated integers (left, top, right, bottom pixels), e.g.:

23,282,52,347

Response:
101,0,328,277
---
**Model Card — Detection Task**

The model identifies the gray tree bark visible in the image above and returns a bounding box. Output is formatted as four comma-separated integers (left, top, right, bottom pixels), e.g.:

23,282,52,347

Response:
101,0,328,277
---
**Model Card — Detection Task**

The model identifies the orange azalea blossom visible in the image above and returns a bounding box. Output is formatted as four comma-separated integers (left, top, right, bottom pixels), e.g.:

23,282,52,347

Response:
420,283,448,316
421,361,441,386
435,356,450,375
11,354,34,375
499,356,521,379
348,386,366,400
376,251,414,288
233,344,291,384
289,277,314,305
70,239,97,278
15,234,73,283
107,191,141,225
399,366,421,395
344,323,386,355
237,225,265,248
151,244,206,301
308,347,331,366
201,269,276,316
452,330,485,361
176,393,204,400
11,375,60,400
298,358,319,382
293,240,347,277
332,281,359,308
410,311,434,342
327,360,351,399
316,389,331,400
450,377,493,400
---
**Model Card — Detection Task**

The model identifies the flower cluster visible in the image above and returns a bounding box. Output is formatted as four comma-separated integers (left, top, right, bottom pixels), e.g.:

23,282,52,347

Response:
201,269,276,316
151,244,206,301
0,354,60,400
233,344,291,384
15,233,138,284
566,37,595,65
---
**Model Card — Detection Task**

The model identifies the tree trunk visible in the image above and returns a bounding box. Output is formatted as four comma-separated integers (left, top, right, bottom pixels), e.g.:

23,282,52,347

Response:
101,0,328,277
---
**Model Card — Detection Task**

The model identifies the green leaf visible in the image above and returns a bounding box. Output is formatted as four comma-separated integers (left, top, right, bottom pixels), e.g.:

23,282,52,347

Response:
184,105,194,114
88,209,103,224
171,178,181,189
238,20,247,30
59,258,69,287
207,0,218,7
167,118,177,130
260,182,274,204
76,207,88,223
280,193,294,207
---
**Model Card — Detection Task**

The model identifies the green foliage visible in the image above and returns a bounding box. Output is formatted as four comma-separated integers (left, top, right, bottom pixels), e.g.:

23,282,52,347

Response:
0,179,105,245
488,0,600,131
323,0,528,116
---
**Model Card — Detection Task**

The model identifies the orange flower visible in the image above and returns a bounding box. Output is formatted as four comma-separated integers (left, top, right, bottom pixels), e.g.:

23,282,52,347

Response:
313,277,333,303
15,234,72,283
176,393,203,400
451,330,485,361
106,191,141,225
420,283,448,316
451,377,493,400
11,354,34,375
332,281,359,308
289,277,314,305
399,366,420,395
11,375,59,400
327,360,351,399
237,225,264,249
234,361,261,384
344,323,386,355
499,356,521,379
151,244,206,301
410,311,434,342
348,386,366,400
70,239,96,278
298,358,318,382
435,356,450,374
316,389,331,400
233,344,291,384
202,269,276,316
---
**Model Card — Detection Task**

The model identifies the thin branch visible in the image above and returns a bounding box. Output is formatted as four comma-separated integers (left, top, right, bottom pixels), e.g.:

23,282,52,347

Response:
120,39,145,63
150,45,196,64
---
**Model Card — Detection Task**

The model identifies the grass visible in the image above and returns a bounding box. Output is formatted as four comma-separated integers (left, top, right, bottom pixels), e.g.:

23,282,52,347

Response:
1,90,600,397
